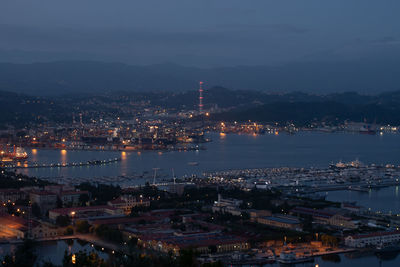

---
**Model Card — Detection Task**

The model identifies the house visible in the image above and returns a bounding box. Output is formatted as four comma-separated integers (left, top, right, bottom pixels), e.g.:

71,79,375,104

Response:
327,214,356,229
212,194,242,216
0,189,26,204
48,205,124,221
44,185,74,195
291,206,356,229
29,190,58,214
107,195,150,214
0,215,29,239
257,215,301,231
138,231,249,255
44,185,89,207
165,184,186,195
247,209,272,222
291,207,336,222
345,231,400,248
0,215,61,239
60,190,89,207
342,202,363,213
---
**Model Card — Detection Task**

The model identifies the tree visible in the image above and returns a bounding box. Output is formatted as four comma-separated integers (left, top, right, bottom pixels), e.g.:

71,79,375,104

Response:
56,215,71,227
302,218,313,232
75,220,90,233
202,261,224,267
241,211,250,220
62,250,110,267
94,224,123,243
208,245,217,253
77,183,121,205
127,237,138,249
79,193,90,206
321,234,338,247
64,226,74,236
56,197,63,208
178,249,197,267
31,203,41,218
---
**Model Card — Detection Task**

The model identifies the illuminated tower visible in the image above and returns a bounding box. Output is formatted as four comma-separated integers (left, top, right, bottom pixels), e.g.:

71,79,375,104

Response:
79,113,83,126
199,81,204,114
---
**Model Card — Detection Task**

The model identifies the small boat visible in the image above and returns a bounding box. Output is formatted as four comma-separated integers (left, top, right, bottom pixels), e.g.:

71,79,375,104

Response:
187,162,199,166
278,251,314,265
375,242,400,253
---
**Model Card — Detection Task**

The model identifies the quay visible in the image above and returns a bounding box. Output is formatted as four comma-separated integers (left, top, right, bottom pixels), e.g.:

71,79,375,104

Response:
2,157,121,169
302,181,400,194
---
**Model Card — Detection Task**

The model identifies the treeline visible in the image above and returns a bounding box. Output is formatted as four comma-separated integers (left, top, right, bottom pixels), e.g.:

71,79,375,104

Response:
0,168,52,189
210,101,400,126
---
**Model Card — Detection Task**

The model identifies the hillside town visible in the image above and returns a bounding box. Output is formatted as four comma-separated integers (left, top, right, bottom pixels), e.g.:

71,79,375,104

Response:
1,164,400,266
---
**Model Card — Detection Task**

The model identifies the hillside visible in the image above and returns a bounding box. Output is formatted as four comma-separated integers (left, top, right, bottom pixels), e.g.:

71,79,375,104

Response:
1,60,400,95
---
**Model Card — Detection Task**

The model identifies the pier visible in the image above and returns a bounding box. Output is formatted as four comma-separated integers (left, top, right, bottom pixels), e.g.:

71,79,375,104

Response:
2,157,121,169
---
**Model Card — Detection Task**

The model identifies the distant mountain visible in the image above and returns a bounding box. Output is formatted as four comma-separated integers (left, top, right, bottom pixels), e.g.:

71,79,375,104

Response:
210,101,400,126
0,60,400,95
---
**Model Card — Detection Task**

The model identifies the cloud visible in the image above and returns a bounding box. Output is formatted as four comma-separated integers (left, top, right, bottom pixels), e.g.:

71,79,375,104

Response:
0,24,261,50
216,23,309,34
371,36,400,45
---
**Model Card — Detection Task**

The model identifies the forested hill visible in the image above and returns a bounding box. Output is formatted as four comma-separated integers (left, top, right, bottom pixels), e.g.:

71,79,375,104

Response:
1,60,400,95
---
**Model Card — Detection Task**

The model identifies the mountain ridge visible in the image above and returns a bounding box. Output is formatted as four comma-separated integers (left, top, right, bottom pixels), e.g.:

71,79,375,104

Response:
0,60,400,95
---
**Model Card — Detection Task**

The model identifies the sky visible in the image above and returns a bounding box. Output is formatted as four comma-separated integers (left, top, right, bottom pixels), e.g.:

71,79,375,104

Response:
1,0,400,67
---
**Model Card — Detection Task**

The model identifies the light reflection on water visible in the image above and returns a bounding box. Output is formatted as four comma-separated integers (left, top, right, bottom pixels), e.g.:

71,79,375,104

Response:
19,132,400,180
0,241,399,266
0,239,109,266
326,186,400,214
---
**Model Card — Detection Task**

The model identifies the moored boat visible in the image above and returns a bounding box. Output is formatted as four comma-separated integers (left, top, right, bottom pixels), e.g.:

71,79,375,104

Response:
278,251,314,265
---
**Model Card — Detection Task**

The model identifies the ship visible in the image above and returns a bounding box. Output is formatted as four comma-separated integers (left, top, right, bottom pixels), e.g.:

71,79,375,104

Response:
359,125,376,135
375,243,400,260
329,161,346,169
277,251,314,265
0,146,28,162
329,159,363,169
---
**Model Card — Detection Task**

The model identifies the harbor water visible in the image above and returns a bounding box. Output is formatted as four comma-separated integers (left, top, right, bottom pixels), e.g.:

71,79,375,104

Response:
18,131,400,181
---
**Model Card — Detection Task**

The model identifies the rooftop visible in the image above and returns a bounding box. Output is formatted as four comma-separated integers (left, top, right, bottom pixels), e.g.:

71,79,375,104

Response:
50,205,118,215
348,231,400,240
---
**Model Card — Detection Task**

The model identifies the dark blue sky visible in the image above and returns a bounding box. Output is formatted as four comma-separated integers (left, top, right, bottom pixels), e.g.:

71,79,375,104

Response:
1,0,400,67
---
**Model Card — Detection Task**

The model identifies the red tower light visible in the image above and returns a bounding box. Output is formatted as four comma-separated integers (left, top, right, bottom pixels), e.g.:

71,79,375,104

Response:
199,81,204,114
